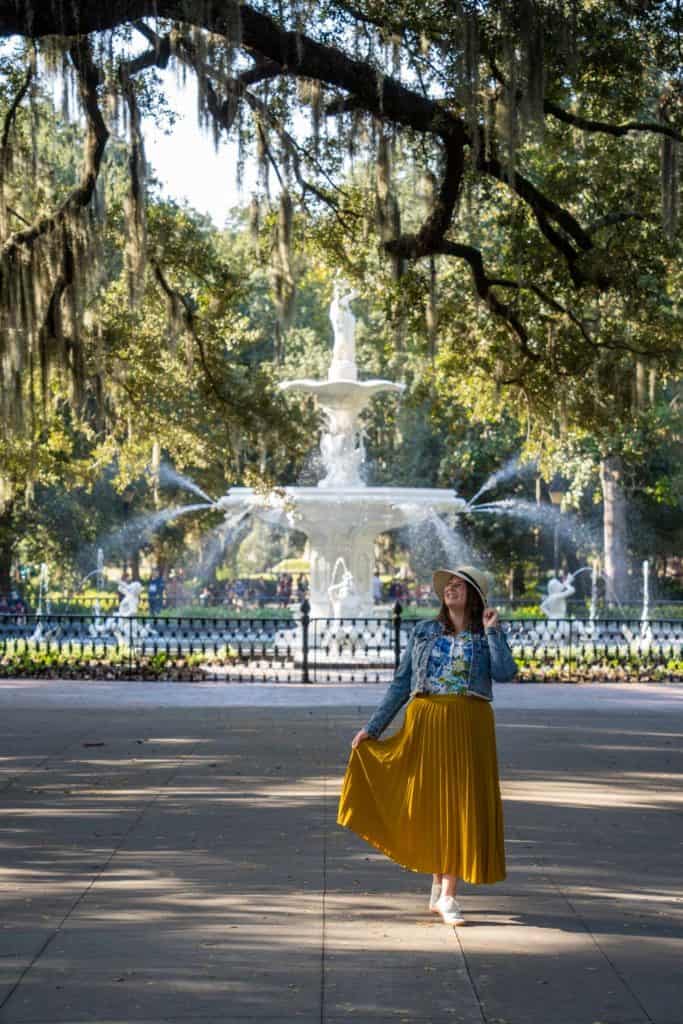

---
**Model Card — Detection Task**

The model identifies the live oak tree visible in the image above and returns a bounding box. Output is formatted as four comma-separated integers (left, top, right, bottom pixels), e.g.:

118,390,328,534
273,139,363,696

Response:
1,1,681,414
0,48,317,585
0,411,92,592
303,131,681,600
0,72,311,586
0,191,316,585
1,1,682,599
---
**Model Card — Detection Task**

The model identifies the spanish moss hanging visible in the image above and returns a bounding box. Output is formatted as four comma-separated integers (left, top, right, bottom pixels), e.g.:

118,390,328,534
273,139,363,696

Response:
661,135,680,242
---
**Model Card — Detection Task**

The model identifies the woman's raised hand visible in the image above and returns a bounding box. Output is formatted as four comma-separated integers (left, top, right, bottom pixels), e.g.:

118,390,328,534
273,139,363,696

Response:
351,729,370,749
483,607,500,630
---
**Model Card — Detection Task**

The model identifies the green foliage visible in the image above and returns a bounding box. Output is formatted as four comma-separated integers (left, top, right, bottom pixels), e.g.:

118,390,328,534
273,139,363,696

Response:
1,4,682,601
158,605,293,620
0,641,233,680
2,638,680,682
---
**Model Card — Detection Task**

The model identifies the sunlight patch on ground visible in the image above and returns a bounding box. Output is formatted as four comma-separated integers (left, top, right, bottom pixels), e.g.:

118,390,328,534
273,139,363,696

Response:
2,679,683,710
501,778,683,809
564,887,683,904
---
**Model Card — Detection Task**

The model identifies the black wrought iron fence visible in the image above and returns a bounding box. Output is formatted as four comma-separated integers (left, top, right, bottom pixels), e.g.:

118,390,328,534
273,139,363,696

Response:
0,606,681,683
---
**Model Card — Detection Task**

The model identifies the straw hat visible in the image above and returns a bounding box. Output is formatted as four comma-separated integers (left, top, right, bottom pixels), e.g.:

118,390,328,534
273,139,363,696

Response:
432,566,489,607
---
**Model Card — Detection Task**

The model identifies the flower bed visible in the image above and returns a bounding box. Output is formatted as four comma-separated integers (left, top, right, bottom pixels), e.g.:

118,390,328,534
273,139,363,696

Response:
0,643,238,681
1,644,681,683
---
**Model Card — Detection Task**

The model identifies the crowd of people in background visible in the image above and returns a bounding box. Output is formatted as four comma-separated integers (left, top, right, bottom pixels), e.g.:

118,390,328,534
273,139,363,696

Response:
181,572,432,609
0,568,436,617
383,577,434,606
178,572,309,610
0,590,28,616
149,569,431,611
4,558,683,620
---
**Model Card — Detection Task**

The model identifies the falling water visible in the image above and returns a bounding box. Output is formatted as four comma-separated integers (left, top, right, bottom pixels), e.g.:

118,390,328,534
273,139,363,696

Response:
296,448,325,487
580,562,626,619
80,547,107,617
95,547,105,620
36,562,50,617
187,509,253,582
568,565,598,620
158,464,215,505
429,512,474,566
471,498,597,549
406,510,478,578
642,559,650,624
590,562,598,622
468,456,536,507
99,503,215,553
28,563,51,642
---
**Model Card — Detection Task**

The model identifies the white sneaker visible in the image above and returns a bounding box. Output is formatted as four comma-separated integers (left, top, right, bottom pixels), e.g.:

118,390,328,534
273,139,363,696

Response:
429,882,442,913
435,895,466,926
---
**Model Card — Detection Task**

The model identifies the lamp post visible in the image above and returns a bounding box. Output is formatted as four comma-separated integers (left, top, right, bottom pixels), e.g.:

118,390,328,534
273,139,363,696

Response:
548,477,568,577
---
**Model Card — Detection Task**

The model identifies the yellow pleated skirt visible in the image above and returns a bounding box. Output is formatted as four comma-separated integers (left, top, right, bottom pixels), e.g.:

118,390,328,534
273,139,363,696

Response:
336,693,506,883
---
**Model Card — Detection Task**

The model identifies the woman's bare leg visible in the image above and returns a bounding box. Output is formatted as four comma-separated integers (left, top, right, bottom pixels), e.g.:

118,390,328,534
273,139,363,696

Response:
432,873,442,885
441,873,457,898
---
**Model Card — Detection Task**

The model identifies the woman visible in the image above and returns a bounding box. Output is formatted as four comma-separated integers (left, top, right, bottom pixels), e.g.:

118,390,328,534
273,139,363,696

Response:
337,565,517,926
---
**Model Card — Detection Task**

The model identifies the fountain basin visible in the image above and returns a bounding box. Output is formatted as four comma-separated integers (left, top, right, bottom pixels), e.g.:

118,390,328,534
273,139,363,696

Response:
218,486,465,523
218,486,467,617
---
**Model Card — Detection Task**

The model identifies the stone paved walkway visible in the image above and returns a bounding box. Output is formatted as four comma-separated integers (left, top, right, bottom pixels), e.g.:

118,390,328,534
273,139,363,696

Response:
0,683,681,1023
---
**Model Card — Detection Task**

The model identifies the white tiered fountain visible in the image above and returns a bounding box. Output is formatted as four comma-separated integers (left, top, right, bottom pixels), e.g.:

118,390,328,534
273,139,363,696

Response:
218,281,466,618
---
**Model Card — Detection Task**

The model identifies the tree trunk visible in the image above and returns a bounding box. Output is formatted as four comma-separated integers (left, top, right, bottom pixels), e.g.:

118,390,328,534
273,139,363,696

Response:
600,456,629,604
634,357,647,408
0,502,16,594
0,541,12,593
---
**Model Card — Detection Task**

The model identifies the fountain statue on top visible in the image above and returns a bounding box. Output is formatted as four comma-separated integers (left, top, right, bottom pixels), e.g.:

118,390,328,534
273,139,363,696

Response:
329,280,358,381
281,279,403,488
218,279,467,617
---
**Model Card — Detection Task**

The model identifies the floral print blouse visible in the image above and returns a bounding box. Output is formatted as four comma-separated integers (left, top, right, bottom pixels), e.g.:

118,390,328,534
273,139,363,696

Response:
424,631,473,694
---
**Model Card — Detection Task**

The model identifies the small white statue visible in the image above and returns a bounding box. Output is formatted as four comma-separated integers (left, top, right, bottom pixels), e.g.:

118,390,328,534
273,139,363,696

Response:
117,579,143,617
329,279,359,375
91,579,153,641
540,576,575,620
328,560,363,618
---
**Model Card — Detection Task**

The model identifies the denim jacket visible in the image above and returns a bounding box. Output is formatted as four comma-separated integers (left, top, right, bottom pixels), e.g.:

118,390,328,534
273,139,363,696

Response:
365,619,518,738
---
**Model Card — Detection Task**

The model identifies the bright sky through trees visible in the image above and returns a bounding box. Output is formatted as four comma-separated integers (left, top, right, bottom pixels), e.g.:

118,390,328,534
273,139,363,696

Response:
142,67,254,226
